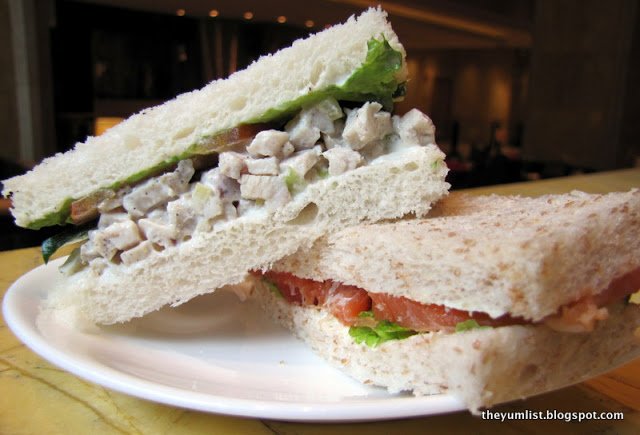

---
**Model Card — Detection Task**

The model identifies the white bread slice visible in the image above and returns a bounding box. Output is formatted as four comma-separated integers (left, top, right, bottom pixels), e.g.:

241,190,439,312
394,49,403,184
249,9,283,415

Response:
46,145,449,324
253,286,640,413
273,190,640,321
3,8,406,228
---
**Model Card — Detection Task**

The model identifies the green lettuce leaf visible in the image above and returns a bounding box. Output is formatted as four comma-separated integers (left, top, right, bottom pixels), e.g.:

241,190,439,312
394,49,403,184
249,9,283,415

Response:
41,222,93,263
455,319,491,333
338,37,405,110
249,36,404,122
357,310,375,318
350,320,416,348
263,278,283,299
27,36,404,229
58,247,85,276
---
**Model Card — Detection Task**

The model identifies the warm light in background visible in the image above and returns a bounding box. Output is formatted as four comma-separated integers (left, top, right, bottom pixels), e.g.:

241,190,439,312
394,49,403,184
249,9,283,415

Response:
243,11,253,20
277,15,287,24
95,117,124,136
305,20,314,28
175,9,185,17
208,9,219,18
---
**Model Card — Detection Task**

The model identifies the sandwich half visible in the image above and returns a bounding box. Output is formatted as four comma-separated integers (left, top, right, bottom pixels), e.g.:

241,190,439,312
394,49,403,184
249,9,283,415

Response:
253,190,640,412
1,8,449,324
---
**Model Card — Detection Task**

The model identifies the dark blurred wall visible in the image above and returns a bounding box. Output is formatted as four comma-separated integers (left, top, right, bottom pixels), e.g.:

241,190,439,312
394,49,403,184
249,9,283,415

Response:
2,0,56,166
620,2,640,168
398,49,528,147
523,0,639,170
0,0,20,164
51,1,309,153
1,1,313,162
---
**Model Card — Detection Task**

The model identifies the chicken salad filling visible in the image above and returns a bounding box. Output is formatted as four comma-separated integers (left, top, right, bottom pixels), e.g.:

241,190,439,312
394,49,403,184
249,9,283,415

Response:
68,98,436,272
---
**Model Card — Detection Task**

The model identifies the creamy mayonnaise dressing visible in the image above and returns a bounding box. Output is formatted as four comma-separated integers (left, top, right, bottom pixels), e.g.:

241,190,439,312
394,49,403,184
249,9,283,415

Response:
79,98,436,270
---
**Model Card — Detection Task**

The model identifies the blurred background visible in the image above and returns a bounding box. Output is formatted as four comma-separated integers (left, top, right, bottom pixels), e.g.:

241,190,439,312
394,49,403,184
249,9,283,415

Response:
0,0,639,249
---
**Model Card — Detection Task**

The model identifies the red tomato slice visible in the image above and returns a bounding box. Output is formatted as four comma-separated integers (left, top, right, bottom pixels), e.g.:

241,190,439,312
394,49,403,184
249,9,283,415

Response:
325,283,372,324
259,266,640,332
369,292,522,331
261,271,370,324
544,266,640,332
262,271,325,305
593,266,640,307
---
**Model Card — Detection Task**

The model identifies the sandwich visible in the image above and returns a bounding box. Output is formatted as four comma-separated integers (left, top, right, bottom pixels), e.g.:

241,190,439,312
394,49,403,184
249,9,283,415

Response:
252,190,640,412
1,8,449,324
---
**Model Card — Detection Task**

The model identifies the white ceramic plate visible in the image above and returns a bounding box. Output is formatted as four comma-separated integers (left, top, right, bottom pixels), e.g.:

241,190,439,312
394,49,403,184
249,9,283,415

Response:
2,260,465,421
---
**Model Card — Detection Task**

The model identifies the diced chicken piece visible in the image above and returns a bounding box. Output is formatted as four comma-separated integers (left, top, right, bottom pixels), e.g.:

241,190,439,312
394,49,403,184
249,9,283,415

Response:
285,113,320,150
286,98,343,150
87,220,142,260
342,102,392,150
122,160,194,218
321,118,346,150
218,152,246,180
281,141,295,158
246,157,280,175
362,142,387,160
323,147,364,176
240,175,291,208
98,212,130,229
191,183,224,219
156,159,195,194
174,159,196,185
322,133,341,150
280,146,322,178
121,240,154,265
146,208,168,221
223,202,238,219
393,109,435,146
200,168,241,203
123,181,174,218
167,197,198,240
98,187,131,213
138,218,176,248
80,239,100,262
246,130,290,157
105,220,142,251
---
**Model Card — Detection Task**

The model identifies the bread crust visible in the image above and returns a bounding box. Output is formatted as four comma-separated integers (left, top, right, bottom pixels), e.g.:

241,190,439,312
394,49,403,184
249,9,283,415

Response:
273,190,640,320
3,8,406,228
46,145,448,324
254,282,640,413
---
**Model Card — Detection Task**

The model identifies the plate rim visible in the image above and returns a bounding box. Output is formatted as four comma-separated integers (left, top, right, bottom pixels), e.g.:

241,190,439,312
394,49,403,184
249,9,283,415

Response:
2,260,466,422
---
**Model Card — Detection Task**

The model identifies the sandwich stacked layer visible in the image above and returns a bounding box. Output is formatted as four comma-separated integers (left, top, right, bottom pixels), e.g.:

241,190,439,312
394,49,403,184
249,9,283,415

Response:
2,8,449,325
255,190,640,412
